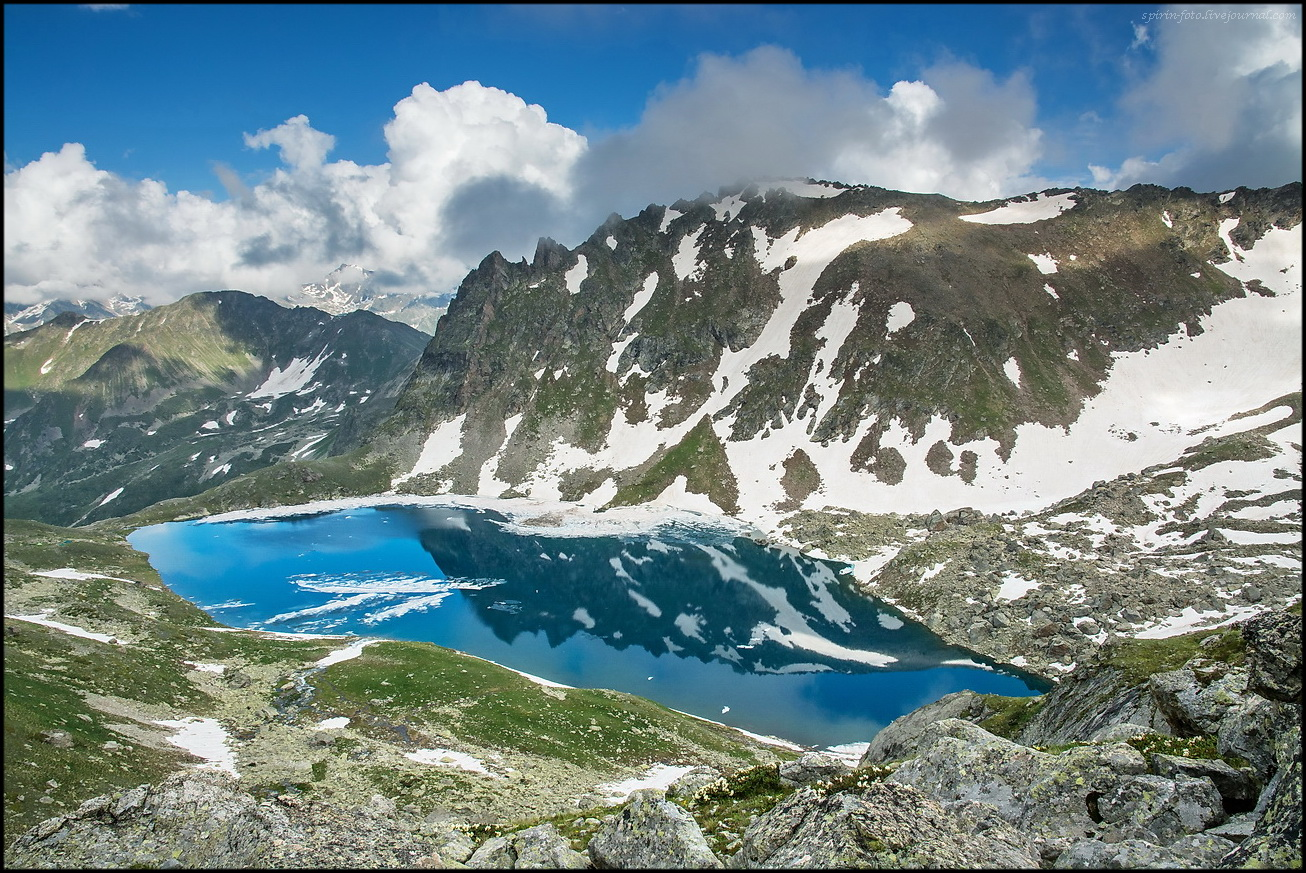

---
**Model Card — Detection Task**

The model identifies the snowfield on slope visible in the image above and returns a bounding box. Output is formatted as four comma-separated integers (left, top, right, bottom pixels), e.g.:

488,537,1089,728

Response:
390,207,1297,537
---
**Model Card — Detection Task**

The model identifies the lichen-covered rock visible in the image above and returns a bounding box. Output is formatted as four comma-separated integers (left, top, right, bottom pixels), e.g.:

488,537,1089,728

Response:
1239,609,1302,703
1214,694,1298,780
1095,774,1225,844
777,752,851,787
1055,837,1187,868
587,789,721,869
887,718,1148,861
5,772,288,869
666,767,720,800
727,782,1038,868
1016,666,1170,748
1149,753,1259,809
1149,666,1248,736
1218,721,1303,868
1054,833,1238,869
858,689,991,766
466,822,587,869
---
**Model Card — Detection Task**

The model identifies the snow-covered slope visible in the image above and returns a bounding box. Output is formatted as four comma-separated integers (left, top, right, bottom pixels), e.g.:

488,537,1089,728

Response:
377,180,1300,530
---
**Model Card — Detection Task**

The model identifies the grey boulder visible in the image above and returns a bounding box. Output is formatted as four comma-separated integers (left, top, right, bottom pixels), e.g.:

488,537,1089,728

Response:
587,789,721,869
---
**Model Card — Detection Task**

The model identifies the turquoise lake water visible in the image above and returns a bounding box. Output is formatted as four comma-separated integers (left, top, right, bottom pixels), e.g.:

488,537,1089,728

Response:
128,503,1048,748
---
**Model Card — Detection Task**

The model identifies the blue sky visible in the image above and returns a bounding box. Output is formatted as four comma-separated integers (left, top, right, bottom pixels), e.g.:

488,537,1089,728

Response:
4,3,1301,306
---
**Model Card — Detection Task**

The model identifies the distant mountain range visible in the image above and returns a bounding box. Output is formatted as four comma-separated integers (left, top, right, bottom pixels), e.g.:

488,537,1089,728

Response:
5,266,454,337
4,180,1300,658
283,263,455,335
4,293,153,335
4,291,430,525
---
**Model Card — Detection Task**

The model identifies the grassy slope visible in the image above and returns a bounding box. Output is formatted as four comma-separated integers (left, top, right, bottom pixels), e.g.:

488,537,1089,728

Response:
3,516,790,855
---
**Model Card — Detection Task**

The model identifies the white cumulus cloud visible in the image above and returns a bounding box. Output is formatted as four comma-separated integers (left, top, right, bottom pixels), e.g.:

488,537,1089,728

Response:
1091,3,1301,190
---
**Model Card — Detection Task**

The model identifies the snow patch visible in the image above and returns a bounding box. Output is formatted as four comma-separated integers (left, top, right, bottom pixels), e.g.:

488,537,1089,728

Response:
1027,253,1059,274
247,350,330,399
996,573,1040,601
7,610,122,644
313,716,350,730
885,301,915,334
154,717,238,776
315,638,380,668
959,192,1078,225
595,764,697,803
405,748,498,776
672,227,705,281
396,414,467,485
565,255,589,295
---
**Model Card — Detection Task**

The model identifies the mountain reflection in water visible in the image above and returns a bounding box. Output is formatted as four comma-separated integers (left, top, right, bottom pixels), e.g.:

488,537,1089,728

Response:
420,508,977,676
129,502,1049,748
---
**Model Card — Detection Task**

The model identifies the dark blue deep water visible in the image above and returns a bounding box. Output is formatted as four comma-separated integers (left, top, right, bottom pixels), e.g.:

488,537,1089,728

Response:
128,503,1048,749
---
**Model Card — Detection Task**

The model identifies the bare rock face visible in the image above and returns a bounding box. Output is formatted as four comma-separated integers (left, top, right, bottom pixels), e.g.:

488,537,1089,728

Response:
5,771,289,869
1014,666,1170,748
1094,774,1225,844
1219,722,1303,869
857,689,991,766
727,782,1039,868
1055,834,1238,868
886,718,1151,861
777,752,852,787
465,822,587,869
586,789,722,869
1240,610,1302,704
1149,666,1248,736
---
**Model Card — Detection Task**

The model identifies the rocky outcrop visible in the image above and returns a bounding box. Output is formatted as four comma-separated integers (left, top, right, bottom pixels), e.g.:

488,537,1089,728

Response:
1219,722,1303,868
1015,664,1169,747
727,781,1039,868
5,772,463,869
465,822,587,869
858,689,992,766
5,772,285,869
1055,834,1239,868
886,718,1154,861
776,752,852,787
586,789,722,869
1240,610,1302,703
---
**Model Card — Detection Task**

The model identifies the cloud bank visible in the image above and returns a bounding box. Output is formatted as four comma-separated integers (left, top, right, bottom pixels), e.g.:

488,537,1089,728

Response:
5,18,1301,308
1091,4,1301,189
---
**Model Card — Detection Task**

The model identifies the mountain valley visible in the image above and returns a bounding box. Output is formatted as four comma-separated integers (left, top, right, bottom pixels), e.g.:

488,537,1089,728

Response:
3,178,1301,868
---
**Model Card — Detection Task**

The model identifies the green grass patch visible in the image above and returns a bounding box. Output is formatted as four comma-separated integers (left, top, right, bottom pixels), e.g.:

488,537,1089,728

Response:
609,417,739,513
309,641,760,770
1104,626,1246,685
1126,733,1249,767
3,632,192,842
682,764,795,857
978,694,1046,739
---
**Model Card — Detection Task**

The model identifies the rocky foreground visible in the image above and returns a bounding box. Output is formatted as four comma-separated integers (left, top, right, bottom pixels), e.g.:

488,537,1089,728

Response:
8,608,1299,869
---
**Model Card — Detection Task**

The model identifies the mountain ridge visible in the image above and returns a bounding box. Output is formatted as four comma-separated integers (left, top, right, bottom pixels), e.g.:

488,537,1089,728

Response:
3,290,431,526
371,179,1300,527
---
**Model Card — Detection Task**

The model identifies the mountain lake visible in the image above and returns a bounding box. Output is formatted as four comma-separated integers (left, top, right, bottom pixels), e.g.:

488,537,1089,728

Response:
128,501,1049,750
